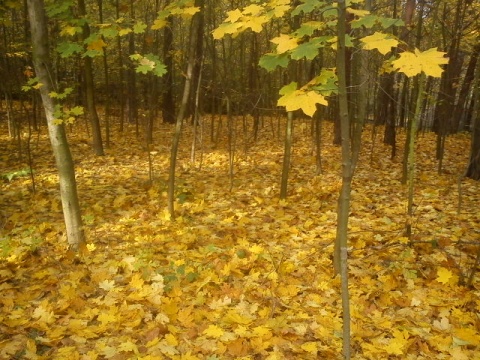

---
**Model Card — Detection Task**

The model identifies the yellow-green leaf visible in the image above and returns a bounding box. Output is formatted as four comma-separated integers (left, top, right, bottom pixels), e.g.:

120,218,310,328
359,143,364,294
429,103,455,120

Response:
278,83,327,117
360,32,398,55
271,34,299,54
392,47,448,77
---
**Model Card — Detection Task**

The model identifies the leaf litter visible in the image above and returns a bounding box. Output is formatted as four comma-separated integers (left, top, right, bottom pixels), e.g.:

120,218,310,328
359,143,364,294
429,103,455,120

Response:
1,118,479,359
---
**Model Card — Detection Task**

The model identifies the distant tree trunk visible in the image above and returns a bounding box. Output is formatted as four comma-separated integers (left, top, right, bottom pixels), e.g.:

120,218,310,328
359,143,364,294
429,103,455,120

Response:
248,33,260,142
402,0,423,184
167,0,204,218
188,1,204,121
465,63,480,180
78,0,104,156
127,0,138,133
98,0,110,148
116,0,126,132
280,112,293,199
162,5,175,124
27,0,86,252
453,44,480,131
434,0,470,173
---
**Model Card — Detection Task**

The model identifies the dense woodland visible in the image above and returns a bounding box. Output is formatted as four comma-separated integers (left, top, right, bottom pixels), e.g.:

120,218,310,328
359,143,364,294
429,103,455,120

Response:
1,0,480,359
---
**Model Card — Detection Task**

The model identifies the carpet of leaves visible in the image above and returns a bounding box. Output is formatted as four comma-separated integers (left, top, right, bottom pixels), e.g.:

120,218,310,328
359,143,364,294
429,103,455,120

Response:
1,116,480,360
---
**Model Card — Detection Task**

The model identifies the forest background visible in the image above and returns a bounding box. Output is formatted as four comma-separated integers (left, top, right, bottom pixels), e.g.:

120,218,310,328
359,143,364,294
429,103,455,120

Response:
1,0,480,359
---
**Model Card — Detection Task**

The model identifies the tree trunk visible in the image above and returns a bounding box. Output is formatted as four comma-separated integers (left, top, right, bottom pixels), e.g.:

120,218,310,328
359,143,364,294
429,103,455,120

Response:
162,6,175,124
335,1,352,358
78,0,104,156
465,61,480,180
127,0,138,133
280,112,293,199
167,0,204,218
27,0,86,252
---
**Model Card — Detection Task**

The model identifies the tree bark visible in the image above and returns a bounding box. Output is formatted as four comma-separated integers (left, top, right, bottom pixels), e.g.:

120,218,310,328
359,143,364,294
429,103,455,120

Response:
162,5,175,124
78,0,104,155
167,0,204,218
27,0,86,252
465,60,480,180
335,1,351,358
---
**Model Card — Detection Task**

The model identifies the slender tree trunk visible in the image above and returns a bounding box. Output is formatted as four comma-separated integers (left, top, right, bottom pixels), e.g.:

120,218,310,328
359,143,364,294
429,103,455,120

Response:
162,4,175,124
116,0,125,132
453,44,480,131
78,0,104,155
27,0,86,252
434,0,470,172
335,1,351,358
127,0,138,133
167,0,203,218
465,61,480,180
280,112,293,199
406,75,426,239
98,0,110,148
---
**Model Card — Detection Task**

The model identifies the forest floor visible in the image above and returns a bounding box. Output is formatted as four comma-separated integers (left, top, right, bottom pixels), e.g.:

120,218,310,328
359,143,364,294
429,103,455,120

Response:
1,116,480,360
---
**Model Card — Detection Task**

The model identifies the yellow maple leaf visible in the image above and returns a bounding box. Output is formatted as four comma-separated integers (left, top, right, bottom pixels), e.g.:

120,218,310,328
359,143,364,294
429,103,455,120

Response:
87,38,107,51
277,83,326,117
243,4,263,15
454,327,480,346
32,303,56,325
181,6,200,17
212,22,243,39
203,324,224,338
392,48,448,78
129,273,145,289
301,341,318,354
60,25,79,36
99,279,116,291
151,18,167,30
360,32,398,55
271,34,299,54
252,325,272,338
385,329,409,355
98,311,117,325
242,15,268,33
225,9,243,23
271,5,290,18
118,340,139,354
165,333,179,346
436,267,453,284
249,244,264,254
224,310,253,325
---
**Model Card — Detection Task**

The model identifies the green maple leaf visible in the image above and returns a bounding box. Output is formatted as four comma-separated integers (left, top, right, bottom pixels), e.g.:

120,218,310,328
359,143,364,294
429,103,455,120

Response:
295,21,325,37
351,14,377,29
392,48,448,77
259,53,289,71
133,21,147,34
130,54,166,76
292,0,326,16
70,106,84,116
360,32,398,55
379,17,404,28
309,69,338,96
99,26,119,38
268,4,290,18
57,42,83,58
291,37,329,60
